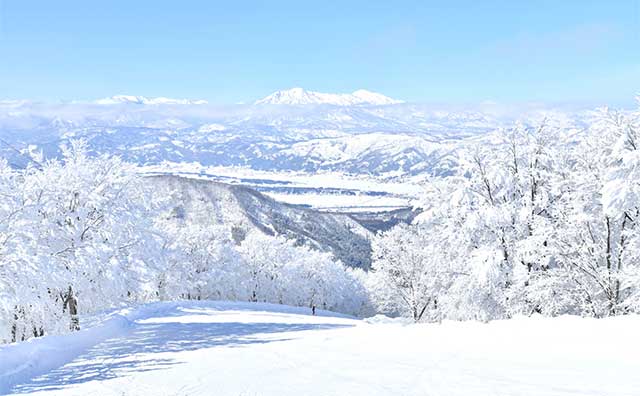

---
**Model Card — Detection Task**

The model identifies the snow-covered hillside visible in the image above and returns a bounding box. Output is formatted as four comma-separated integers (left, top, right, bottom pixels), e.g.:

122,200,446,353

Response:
149,175,374,268
2,301,639,396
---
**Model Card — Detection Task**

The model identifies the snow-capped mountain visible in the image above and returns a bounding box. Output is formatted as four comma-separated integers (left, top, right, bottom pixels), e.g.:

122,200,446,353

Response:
0,95,588,180
94,95,208,105
255,88,404,106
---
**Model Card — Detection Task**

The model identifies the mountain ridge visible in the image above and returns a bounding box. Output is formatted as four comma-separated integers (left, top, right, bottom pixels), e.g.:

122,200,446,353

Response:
254,88,404,106
148,175,375,268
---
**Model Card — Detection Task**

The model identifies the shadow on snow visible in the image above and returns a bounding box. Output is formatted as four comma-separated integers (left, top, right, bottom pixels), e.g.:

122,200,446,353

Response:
11,315,351,394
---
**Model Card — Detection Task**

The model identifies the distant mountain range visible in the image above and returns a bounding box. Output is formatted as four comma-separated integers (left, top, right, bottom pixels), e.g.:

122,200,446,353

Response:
86,88,402,106
0,89,590,179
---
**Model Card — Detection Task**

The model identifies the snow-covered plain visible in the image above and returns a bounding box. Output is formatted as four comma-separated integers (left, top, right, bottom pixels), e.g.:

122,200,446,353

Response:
2,301,639,396
139,163,423,212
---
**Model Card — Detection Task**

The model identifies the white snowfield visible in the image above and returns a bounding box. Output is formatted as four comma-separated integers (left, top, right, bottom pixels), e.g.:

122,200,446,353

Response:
1,301,639,396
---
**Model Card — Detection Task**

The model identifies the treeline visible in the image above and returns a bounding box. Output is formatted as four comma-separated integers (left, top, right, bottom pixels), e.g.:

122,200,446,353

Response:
370,105,640,321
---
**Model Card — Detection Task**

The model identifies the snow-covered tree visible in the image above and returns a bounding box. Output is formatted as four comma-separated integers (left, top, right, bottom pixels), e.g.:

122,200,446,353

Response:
0,141,165,342
551,106,640,316
371,223,457,322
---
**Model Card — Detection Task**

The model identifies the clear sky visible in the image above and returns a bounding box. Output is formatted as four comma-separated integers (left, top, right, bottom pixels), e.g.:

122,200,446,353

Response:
0,0,638,105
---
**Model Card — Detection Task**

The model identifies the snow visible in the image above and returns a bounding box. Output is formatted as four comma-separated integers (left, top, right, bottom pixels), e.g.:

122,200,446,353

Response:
254,87,404,106
2,301,639,396
264,192,411,212
0,312,133,394
351,89,404,105
138,163,423,212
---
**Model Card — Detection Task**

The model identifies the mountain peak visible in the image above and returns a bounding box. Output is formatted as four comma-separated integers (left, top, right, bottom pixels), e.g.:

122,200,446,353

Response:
254,88,403,106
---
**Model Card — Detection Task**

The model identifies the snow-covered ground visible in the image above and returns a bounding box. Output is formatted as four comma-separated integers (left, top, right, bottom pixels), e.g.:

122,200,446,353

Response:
2,301,639,396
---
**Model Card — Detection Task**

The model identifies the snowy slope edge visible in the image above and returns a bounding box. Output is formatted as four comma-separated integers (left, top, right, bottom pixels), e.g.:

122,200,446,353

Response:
0,313,133,394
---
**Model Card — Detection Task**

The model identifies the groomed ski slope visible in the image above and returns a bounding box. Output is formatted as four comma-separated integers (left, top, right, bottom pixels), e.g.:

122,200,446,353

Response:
1,301,639,396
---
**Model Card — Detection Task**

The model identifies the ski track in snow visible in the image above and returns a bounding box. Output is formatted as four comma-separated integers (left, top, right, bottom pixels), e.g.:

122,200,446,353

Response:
2,301,640,396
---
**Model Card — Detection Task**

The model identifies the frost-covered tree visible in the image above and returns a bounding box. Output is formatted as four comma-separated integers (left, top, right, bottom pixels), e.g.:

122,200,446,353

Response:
371,223,457,322
0,141,164,342
551,106,640,316
415,123,564,320
397,101,640,321
238,232,372,316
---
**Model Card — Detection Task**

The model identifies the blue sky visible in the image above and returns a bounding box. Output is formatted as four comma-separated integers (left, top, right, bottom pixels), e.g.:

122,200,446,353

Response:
0,0,638,105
